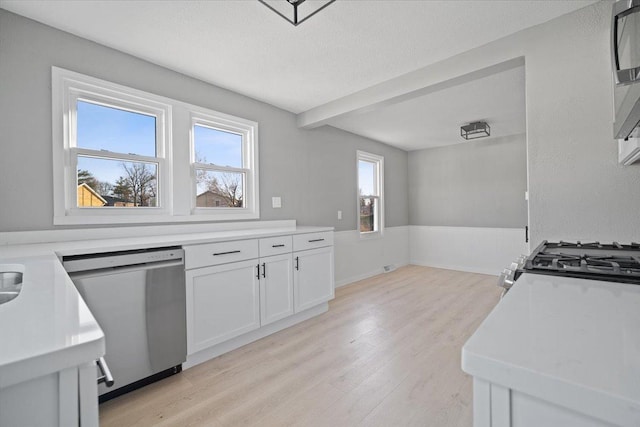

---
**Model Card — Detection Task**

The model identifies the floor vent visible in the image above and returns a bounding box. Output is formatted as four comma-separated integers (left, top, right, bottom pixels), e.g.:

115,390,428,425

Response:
383,264,397,273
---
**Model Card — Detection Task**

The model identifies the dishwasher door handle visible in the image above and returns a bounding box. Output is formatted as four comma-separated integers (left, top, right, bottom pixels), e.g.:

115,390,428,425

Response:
97,357,115,387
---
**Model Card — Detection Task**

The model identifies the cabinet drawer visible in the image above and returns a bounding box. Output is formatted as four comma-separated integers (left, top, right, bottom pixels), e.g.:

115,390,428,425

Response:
293,231,333,252
259,236,293,257
184,239,259,270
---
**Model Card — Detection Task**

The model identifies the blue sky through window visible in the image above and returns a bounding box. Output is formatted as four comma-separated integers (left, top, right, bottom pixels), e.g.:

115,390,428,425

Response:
77,100,156,156
194,125,243,168
359,160,375,196
76,100,157,186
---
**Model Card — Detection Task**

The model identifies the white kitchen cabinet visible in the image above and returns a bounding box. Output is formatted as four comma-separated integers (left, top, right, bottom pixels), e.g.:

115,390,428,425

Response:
186,259,260,354
472,379,617,427
259,253,294,326
294,245,335,312
463,273,640,427
183,230,334,364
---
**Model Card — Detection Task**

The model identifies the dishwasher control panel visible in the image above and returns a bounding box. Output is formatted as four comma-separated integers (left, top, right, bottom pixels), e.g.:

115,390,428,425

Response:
62,247,184,273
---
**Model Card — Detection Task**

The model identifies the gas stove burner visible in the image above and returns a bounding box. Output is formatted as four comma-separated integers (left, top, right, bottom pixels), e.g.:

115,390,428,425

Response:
557,241,603,248
533,252,582,269
514,240,640,286
584,256,640,275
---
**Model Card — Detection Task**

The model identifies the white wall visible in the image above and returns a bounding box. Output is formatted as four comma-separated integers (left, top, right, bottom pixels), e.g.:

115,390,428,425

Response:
409,226,528,276
409,133,528,228
0,10,409,233
334,226,409,287
300,1,640,245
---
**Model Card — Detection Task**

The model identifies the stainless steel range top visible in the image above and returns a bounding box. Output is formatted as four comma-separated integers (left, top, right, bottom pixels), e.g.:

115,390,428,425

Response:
498,241,640,297
518,241,640,285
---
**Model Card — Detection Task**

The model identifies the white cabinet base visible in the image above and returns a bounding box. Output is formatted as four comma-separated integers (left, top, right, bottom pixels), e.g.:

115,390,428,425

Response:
0,363,98,427
184,302,328,370
186,260,261,354
472,379,615,427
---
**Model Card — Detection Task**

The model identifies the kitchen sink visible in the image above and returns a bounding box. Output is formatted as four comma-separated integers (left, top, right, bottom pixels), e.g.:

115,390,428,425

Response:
0,265,24,305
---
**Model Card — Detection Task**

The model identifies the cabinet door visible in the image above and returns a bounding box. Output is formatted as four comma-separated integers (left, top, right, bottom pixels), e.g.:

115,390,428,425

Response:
293,246,335,313
260,253,294,326
186,259,260,354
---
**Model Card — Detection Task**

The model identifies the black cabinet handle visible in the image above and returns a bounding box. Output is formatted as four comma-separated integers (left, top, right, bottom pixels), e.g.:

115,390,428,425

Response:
295,256,299,271
525,226,529,243
262,262,266,278
213,250,241,256
256,264,260,279
308,238,325,243
272,244,285,248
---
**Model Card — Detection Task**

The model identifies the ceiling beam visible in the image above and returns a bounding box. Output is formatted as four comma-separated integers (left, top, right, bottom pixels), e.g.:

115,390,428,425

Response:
296,41,526,130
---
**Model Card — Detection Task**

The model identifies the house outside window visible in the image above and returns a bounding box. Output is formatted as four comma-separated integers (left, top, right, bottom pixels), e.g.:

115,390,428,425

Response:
357,150,384,237
190,109,259,219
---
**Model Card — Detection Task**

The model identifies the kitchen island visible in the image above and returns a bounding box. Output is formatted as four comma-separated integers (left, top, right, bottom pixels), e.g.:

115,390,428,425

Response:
0,254,105,426
462,273,640,427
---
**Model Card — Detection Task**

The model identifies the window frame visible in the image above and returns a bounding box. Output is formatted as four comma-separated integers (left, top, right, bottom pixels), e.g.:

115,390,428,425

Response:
189,108,259,220
357,150,384,238
52,67,260,225
53,67,173,224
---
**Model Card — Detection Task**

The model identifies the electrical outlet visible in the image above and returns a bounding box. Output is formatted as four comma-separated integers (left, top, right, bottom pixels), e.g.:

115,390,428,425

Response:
337,210,342,220
272,197,282,208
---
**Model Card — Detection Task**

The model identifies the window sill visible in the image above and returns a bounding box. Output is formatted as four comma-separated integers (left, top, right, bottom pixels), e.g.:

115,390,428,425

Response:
53,212,259,226
359,230,384,240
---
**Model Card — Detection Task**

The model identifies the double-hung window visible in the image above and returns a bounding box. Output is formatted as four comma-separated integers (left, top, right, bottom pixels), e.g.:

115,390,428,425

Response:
357,150,384,236
53,68,171,224
190,110,259,219
52,67,259,224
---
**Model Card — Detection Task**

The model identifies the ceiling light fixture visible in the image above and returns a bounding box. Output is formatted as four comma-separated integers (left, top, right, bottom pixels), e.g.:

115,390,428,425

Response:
461,121,491,140
258,0,337,26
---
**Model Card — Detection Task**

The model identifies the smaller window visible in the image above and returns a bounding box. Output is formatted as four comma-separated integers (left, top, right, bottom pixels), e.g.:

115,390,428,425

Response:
357,151,384,236
190,110,259,219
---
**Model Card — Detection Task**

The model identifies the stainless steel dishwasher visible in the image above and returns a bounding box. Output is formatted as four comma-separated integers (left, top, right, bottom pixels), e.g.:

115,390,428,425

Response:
63,246,187,402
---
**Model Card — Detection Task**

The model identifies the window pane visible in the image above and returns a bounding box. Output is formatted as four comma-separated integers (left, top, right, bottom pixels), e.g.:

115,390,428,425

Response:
194,125,243,168
196,170,244,208
77,100,156,157
77,156,158,208
358,160,376,196
360,197,377,232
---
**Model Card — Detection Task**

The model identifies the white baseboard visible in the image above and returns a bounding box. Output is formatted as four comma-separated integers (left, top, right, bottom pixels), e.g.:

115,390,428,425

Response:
333,226,410,288
335,261,410,288
409,225,528,276
184,302,328,370
409,260,497,276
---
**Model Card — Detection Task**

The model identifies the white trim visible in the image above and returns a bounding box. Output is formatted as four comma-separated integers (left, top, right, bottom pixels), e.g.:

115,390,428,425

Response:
189,110,259,220
333,226,409,287
53,67,173,224
409,225,528,276
335,267,407,288
356,150,385,238
184,302,328,369
51,66,260,225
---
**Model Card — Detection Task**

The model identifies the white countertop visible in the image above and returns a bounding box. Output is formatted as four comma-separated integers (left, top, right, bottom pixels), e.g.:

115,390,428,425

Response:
0,225,332,258
462,273,640,426
0,224,333,388
0,254,104,388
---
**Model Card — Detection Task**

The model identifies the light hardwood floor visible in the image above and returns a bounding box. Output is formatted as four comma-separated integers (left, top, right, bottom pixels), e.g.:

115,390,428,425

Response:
100,265,500,427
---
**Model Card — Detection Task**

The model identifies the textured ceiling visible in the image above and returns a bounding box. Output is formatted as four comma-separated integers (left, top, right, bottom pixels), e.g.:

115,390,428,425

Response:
327,65,526,151
0,0,597,114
